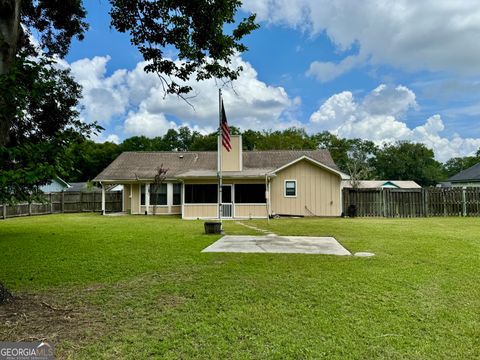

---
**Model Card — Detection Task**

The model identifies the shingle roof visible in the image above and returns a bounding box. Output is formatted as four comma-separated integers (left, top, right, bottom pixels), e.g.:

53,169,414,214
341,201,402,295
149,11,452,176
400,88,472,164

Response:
93,150,339,181
448,162,480,182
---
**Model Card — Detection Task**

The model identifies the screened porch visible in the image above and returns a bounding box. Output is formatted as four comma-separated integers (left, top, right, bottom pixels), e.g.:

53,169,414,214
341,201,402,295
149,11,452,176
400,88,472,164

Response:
182,182,269,219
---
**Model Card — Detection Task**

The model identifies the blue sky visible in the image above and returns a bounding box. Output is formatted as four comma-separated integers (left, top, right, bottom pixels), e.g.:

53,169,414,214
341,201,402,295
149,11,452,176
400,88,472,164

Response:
63,0,480,161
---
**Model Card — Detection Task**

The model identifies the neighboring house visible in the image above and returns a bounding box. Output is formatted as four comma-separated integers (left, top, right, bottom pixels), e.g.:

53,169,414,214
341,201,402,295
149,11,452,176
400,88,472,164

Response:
108,184,123,192
437,181,452,188
342,180,421,189
94,135,348,219
66,182,122,192
39,177,70,193
65,182,101,192
40,180,122,194
446,162,480,187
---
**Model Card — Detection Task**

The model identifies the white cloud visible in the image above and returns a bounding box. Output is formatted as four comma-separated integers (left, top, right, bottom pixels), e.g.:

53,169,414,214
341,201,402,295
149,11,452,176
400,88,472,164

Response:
124,108,177,137
65,55,480,162
68,55,299,137
309,84,480,161
310,91,357,129
91,132,121,144
69,56,130,124
243,0,480,79
362,84,417,117
306,54,364,82
105,134,120,144
133,55,298,131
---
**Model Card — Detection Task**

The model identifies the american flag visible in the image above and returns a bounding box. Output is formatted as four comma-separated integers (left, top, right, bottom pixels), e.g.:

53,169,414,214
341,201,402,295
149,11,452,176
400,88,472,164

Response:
220,100,231,152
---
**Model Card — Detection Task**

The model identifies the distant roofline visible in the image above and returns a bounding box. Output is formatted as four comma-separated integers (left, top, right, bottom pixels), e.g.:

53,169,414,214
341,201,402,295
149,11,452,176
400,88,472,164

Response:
54,176,70,188
342,179,421,188
447,162,480,182
450,179,480,183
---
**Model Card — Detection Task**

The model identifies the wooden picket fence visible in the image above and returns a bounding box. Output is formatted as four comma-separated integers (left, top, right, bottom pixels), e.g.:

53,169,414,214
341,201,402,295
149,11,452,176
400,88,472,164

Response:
342,187,480,217
1,191,122,219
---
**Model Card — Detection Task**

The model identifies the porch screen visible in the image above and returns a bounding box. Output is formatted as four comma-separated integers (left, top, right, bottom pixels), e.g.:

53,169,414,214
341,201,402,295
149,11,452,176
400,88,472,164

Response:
173,183,181,205
234,184,266,203
141,184,146,205
184,184,218,203
150,183,167,205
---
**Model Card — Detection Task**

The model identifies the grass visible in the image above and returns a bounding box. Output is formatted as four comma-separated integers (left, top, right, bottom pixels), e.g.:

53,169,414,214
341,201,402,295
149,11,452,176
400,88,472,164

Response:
1,214,479,359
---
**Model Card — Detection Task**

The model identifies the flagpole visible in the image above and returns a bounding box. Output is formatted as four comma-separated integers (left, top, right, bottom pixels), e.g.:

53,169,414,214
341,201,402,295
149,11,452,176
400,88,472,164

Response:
218,88,223,230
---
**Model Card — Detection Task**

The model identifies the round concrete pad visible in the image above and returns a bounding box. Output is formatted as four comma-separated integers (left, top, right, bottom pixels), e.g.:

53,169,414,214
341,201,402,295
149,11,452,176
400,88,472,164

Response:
354,252,375,257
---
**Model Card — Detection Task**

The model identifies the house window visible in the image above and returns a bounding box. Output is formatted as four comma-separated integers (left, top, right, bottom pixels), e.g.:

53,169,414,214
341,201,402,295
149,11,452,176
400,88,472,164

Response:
150,183,167,205
235,184,266,203
285,180,296,197
173,183,181,205
184,184,218,204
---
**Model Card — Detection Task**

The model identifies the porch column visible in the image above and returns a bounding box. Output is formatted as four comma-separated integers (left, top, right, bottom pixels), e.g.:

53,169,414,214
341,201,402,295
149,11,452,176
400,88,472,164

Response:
145,183,150,215
181,182,185,219
267,177,272,217
167,183,173,213
121,184,125,212
129,184,133,214
101,183,106,215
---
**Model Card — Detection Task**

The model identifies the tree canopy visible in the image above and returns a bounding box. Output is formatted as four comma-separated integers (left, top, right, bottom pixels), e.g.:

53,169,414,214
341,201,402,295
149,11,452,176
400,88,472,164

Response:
0,53,100,203
372,142,445,187
1,1,478,199
109,0,258,96
62,127,479,188
0,0,258,203
443,155,480,178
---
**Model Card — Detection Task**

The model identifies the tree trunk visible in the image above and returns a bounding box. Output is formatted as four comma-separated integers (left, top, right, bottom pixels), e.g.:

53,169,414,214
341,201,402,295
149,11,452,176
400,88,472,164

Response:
0,0,21,76
0,0,21,147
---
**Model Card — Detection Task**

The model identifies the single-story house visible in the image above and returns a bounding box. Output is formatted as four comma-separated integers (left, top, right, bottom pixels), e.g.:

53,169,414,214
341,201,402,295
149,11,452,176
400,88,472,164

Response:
93,135,348,219
40,180,122,193
65,182,101,192
342,180,421,189
63,182,121,192
39,176,70,193
107,184,124,192
445,162,480,187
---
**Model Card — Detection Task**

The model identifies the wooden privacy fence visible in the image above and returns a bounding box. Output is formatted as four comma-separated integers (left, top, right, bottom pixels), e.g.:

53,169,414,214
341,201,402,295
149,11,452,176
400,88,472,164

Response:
342,187,480,218
1,191,122,219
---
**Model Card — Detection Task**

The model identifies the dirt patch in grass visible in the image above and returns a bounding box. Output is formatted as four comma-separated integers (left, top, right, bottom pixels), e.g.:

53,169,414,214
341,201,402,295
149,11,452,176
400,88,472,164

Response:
0,283,14,305
0,272,189,353
0,292,106,343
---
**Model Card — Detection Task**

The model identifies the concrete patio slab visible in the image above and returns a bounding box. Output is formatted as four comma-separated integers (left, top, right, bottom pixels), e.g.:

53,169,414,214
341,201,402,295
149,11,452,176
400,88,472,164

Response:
202,235,351,256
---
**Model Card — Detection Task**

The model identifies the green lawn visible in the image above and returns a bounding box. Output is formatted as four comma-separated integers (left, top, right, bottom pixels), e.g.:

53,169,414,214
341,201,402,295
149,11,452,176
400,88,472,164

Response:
1,214,479,359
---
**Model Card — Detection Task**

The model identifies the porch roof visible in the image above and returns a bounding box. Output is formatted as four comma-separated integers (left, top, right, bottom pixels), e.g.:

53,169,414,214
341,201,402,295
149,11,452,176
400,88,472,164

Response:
176,169,272,179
